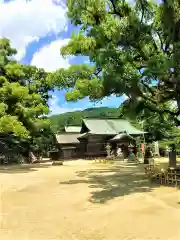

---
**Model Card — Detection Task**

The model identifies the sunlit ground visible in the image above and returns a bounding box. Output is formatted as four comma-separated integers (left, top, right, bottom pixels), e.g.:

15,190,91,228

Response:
0,159,180,240
153,157,180,168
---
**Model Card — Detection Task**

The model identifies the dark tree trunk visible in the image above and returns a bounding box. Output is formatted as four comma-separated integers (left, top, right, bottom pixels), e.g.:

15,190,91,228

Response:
168,150,176,168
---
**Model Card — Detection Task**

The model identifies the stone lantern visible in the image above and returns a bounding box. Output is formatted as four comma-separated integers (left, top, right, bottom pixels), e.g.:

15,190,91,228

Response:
128,143,136,162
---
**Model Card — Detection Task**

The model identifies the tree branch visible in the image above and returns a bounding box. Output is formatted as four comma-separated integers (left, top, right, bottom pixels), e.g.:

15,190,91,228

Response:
108,0,123,18
94,67,102,76
156,31,164,52
140,81,155,96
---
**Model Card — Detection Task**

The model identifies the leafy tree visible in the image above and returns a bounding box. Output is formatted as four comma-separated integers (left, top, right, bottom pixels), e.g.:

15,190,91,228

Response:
0,38,55,159
50,0,180,125
30,126,56,157
119,100,175,142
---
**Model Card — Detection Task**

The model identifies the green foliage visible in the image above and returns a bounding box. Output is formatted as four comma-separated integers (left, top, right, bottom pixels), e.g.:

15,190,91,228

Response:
0,38,56,157
120,101,175,142
159,128,180,153
49,0,180,126
30,125,55,155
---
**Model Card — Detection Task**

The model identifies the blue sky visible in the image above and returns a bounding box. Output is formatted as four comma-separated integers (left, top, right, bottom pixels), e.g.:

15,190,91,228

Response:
0,0,125,115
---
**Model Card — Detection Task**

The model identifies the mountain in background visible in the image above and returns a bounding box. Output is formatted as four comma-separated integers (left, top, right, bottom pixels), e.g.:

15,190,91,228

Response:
49,107,123,133
49,106,180,146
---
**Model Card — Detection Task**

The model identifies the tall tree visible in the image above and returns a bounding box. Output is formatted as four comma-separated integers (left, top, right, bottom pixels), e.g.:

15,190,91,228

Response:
49,0,180,125
119,100,175,142
0,38,54,158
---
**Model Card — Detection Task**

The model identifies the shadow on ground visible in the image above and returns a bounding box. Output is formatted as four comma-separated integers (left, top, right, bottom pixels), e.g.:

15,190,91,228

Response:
60,163,159,204
0,162,52,174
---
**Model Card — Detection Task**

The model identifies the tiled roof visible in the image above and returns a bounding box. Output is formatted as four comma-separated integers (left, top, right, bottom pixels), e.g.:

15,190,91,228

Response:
110,133,135,141
64,126,81,133
55,134,80,144
82,118,145,135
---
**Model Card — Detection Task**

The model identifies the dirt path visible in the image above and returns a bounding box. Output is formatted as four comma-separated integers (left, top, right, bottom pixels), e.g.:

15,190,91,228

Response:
0,161,180,240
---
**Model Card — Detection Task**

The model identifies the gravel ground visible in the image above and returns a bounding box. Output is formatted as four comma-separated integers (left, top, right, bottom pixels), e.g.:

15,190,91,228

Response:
0,160,180,240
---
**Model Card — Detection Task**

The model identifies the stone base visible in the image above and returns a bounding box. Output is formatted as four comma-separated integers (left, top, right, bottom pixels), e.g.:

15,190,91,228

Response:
128,153,136,162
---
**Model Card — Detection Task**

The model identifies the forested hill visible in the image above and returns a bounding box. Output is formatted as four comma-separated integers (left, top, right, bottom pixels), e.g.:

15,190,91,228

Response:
49,107,122,133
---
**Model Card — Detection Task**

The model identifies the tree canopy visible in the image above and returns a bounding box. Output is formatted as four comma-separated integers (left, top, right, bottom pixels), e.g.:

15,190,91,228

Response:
49,0,180,125
0,38,53,139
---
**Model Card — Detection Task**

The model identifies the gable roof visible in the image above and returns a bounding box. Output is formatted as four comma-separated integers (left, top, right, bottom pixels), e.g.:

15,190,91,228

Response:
81,118,145,135
110,133,135,141
64,126,81,133
55,134,80,144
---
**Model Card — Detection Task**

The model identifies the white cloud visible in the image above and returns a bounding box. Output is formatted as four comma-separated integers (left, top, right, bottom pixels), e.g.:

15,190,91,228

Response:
31,38,71,71
122,94,128,101
84,59,90,64
0,0,67,60
48,95,82,115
